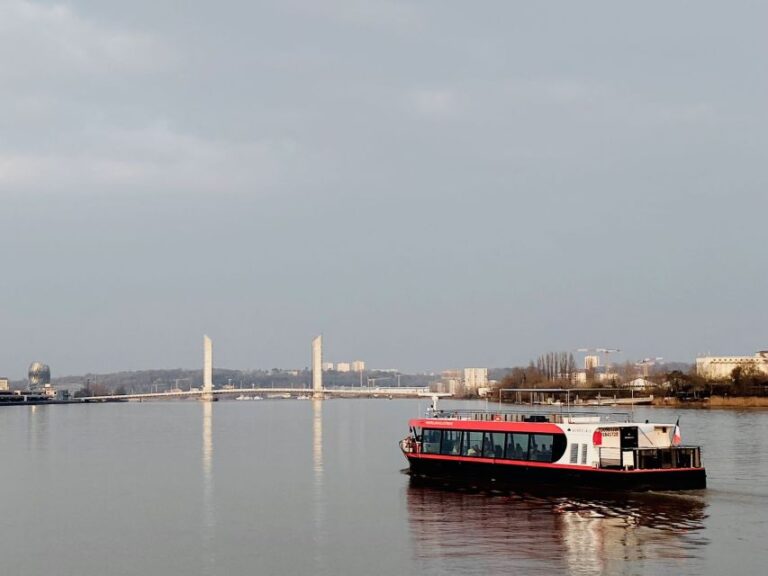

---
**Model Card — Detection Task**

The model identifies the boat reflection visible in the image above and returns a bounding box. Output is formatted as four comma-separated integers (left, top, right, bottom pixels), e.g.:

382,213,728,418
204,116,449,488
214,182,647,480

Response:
406,479,708,573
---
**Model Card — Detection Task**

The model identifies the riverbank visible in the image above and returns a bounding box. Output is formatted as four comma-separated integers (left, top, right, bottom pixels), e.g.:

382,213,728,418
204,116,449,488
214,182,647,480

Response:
653,395,768,408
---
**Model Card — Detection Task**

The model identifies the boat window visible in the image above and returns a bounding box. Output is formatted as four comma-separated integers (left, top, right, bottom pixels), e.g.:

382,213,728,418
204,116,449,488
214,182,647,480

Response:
483,432,505,459
570,444,579,464
462,431,484,457
422,429,442,454
440,430,462,455
530,434,554,462
552,435,567,462
505,433,530,460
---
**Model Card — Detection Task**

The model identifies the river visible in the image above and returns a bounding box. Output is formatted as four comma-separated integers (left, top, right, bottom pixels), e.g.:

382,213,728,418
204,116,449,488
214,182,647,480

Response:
0,399,764,575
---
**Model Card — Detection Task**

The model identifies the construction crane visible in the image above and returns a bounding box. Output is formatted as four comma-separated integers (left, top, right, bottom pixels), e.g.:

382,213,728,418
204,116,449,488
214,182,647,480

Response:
636,357,663,378
577,348,622,375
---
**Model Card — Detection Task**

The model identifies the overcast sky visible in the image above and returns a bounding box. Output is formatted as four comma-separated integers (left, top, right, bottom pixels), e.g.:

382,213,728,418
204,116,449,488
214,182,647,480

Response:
1,0,766,378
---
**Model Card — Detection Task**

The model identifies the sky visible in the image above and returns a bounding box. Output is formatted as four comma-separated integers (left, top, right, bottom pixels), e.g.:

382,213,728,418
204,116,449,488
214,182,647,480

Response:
1,0,767,379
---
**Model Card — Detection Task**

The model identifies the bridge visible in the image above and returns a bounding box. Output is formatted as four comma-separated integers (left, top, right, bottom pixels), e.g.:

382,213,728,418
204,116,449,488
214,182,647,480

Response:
78,335,432,402
78,386,430,402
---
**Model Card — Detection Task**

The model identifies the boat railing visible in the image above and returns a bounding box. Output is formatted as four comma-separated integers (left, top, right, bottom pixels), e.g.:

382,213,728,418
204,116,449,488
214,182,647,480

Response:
426,408,629,424
598,446,702,470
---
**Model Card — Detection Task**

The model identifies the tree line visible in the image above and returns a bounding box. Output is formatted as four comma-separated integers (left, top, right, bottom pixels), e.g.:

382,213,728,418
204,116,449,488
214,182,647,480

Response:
495,351,579,391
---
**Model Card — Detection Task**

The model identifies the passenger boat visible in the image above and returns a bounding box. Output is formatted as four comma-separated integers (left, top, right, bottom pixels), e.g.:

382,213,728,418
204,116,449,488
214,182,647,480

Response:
400,400,705,492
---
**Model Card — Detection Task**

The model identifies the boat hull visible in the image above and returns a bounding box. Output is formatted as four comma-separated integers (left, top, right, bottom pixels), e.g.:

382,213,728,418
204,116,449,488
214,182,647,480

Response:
406,455,706,492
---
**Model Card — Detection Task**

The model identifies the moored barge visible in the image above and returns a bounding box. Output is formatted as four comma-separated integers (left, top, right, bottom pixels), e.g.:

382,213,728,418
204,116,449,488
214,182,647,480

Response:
400,403,705,492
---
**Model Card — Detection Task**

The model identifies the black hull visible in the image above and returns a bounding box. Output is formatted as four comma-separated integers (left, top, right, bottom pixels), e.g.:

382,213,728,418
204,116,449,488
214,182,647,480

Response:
407,456,706,492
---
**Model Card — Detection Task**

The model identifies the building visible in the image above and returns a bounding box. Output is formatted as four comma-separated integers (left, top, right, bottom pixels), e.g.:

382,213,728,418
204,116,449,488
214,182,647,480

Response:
28,362,56,398
574,369,613,385
463,368,488,390
624,377,655,390
351,360,365,372
0,377,8,391
438,370,463,395
584,355,600,370
336,362,351,373
322,362,335,371
28,362,51,390
696,352,768,380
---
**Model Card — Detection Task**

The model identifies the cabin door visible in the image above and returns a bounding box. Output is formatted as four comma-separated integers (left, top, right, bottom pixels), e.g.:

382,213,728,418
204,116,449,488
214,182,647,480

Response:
620,427,639,468
620,427,638,449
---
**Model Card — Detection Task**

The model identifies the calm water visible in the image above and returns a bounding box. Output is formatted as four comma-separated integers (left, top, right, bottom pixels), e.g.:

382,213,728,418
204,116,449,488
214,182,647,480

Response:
1,399,765,575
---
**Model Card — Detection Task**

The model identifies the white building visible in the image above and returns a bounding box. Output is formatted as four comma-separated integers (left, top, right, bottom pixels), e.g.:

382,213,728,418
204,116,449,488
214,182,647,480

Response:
336,362,351,373
439,378,463,395
322,362,334,371
351,360,366,372
625,377,655,390
574,370,613,385
696,352,768,379
463,368,488,390
0,377,8,391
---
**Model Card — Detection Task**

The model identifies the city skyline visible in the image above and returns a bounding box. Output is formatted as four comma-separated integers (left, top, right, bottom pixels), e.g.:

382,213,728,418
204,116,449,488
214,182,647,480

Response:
2,0,766,379
0,338,729,382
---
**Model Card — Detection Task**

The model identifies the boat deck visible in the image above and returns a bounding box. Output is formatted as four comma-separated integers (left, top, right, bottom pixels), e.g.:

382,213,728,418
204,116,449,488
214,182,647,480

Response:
426,408,631,425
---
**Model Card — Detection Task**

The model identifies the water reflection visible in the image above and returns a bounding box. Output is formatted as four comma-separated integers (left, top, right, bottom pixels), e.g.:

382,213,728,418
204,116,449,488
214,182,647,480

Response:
312,399,326,564
201,401,215,531
313,399,323,480
556,493,708,575
26,404,50,452
406,481,707,574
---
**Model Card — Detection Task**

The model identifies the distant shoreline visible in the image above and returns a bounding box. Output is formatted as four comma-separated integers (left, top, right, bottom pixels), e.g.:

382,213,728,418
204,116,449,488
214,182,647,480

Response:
653,395,768,409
